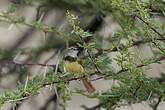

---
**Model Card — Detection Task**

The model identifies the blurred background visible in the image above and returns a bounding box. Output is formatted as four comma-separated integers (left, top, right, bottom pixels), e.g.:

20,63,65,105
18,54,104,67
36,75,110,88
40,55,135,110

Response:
0,0,165,110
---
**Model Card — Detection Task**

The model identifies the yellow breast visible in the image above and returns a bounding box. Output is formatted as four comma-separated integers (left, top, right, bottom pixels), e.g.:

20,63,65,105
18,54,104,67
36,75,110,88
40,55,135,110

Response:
64,61,84,74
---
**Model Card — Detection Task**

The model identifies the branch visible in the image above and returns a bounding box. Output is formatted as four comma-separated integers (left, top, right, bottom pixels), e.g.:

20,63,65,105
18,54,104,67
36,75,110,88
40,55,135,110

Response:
90,56,165,81
1,55,164,79
103,38,164,53
151,41,165,54
79,36,102,74
135,15,165,39
1,56,164,108
153,97,162,110
0,13,67,38
0,60,55,67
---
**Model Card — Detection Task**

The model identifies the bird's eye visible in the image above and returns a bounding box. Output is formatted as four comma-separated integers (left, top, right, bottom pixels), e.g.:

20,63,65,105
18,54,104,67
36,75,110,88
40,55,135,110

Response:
73,48,77,50
69,47,77,50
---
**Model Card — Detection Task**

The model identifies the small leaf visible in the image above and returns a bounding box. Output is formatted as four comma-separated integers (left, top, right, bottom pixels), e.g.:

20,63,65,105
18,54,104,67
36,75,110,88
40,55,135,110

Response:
81,32,93,38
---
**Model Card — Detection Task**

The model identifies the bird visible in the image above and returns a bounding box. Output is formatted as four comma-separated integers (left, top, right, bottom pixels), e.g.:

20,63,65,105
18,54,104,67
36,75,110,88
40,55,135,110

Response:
63,47,95,93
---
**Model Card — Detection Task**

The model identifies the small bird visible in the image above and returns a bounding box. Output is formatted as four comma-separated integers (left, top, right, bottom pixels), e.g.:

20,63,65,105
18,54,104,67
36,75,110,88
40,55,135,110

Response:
63,47,95,93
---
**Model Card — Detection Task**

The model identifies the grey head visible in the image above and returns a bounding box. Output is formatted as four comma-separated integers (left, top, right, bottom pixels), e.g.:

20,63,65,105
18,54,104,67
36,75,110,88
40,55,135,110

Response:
64,47,79,61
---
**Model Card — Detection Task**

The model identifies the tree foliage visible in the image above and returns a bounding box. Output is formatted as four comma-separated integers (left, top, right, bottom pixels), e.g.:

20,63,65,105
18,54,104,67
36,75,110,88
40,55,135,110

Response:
0,0,165,109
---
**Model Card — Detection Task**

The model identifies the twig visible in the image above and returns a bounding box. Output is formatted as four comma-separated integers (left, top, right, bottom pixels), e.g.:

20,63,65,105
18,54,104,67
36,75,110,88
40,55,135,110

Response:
78,36,102,74
43,56,165,86
135,15,165,39
0,12,68,39
102,38,165,53
89,56,165,81
151,41,165,54
0,54,164,74
0,60,55,67
1,55,164,109
153,97,162,110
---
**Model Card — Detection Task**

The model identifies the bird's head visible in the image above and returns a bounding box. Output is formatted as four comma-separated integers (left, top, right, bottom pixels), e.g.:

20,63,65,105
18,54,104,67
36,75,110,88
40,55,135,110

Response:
64,47,79,62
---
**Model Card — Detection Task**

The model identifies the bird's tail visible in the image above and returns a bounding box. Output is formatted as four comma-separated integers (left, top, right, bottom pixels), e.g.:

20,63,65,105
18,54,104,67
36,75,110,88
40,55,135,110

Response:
81,77,95,93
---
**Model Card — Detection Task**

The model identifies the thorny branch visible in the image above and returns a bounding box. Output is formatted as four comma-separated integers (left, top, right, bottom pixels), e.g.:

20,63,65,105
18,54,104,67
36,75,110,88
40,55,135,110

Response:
0,55,164,76
1,55,163,108
0,12,67,38
0,5,164,110
90,56,165,82
135,15,165,39
78,36,102,74
43,56,165,85
153,97,162,110
96,37,165,57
